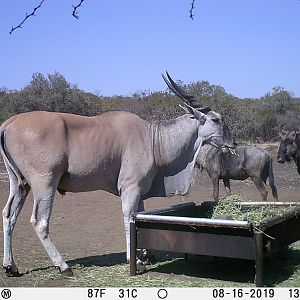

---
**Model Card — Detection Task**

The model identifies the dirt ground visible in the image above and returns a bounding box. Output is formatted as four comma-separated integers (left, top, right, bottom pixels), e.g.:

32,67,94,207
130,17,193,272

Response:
0,143,299,286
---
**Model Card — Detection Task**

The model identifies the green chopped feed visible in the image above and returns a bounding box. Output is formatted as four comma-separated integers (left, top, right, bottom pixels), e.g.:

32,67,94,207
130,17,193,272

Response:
211,195,293,227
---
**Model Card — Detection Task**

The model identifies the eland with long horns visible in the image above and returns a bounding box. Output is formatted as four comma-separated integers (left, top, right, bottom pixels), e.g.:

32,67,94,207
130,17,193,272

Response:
0,72,230,276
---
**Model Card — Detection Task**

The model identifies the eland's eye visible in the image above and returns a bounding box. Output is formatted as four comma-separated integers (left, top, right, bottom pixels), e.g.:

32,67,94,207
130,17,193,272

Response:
212,118,219,123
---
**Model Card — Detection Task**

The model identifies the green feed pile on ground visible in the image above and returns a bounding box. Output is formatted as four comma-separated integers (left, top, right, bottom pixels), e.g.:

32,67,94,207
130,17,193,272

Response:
211,195,294,227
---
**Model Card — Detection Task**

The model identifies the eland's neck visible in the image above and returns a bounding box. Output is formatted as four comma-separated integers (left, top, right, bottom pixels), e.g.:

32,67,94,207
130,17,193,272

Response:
151,115,200,168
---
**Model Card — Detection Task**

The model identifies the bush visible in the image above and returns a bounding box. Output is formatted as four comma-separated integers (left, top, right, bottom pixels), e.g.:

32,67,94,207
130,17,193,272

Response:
1,72,299,143
8,72,102,117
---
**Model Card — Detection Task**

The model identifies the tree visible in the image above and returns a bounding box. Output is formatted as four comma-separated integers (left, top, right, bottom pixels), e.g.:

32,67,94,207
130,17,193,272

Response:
9,72,102,116
255,107,278,141
9,0,85,34
262,86,292,115
9,1,196,34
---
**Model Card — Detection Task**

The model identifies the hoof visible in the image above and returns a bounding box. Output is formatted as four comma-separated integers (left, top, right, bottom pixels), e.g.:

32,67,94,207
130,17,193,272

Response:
139,249,155,265
3,266,21,277
61,268,74,277
141,249,154,260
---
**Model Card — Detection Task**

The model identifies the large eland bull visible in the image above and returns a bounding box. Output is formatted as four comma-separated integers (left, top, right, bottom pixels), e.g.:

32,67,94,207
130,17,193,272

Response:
0,72,230,277
277,124,300,175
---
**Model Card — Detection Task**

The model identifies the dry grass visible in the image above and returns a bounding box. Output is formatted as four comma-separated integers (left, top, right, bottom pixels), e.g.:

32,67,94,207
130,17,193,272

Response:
15,242,299,287
211,195,295,227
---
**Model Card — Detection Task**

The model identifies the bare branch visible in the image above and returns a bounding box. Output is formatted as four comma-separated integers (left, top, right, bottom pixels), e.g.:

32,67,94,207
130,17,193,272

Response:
10,0,45,34
189,0,196,20
72,0,85,20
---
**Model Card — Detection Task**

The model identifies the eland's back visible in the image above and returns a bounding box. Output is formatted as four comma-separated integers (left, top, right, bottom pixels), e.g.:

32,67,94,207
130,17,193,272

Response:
2,110,155,195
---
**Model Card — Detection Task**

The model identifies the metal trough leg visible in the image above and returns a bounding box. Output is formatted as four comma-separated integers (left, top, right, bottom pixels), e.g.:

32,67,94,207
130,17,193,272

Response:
130,221,137,276
255,232,264,287
184,253,188,261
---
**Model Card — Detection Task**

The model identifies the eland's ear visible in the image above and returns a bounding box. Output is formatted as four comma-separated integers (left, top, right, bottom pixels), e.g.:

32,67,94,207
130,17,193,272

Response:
180,103,204,119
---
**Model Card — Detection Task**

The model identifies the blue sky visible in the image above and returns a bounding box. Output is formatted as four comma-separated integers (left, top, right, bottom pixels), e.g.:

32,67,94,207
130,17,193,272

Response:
0,0,300,98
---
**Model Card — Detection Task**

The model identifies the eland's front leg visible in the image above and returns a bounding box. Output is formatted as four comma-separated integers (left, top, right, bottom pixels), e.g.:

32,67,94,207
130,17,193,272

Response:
120,184,141,262
137,199,152,261
121,184,147,273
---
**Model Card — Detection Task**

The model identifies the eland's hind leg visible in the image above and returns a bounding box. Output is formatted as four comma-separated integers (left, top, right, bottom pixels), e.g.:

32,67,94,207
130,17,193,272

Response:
30,180,72,276
2,174,30,276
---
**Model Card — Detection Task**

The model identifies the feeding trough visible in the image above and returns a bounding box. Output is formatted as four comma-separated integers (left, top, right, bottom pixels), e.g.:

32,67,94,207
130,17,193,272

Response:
129,200,300,286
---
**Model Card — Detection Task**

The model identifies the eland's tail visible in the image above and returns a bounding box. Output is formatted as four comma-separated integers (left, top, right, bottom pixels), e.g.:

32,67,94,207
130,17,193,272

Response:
0,127,24,187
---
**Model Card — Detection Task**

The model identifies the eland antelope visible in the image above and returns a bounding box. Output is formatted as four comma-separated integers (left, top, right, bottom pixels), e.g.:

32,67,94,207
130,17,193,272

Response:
0,72,230,276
